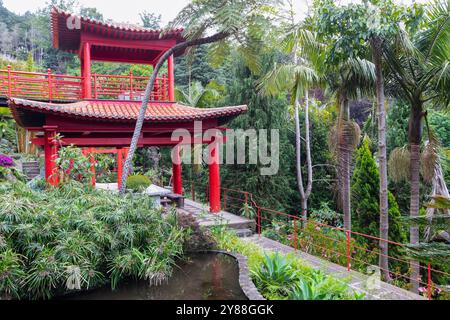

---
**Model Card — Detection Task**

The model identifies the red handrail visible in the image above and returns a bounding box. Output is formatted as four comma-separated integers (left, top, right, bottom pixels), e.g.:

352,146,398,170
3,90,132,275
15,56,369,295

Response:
0,66,170,101
221,187,449,300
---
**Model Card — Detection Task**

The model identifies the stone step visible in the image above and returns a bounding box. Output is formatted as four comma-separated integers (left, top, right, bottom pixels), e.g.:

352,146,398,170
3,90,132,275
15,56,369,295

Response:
22,161,40,180
231,228,253,238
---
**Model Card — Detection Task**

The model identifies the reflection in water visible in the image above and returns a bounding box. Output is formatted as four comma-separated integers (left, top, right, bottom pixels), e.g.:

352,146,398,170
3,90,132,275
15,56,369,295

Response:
62,253,247,300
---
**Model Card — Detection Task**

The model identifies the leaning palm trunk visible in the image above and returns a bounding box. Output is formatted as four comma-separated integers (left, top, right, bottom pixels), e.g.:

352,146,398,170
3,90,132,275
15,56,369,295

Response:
119,32,230,194
372,37,391,282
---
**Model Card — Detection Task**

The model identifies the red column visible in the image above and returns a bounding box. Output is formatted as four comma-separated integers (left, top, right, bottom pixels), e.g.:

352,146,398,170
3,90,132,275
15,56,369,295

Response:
117,148,123,189
168,54,175,101
172,145,182,195
209,140,221,213
82,42,92,99
43,126,59,186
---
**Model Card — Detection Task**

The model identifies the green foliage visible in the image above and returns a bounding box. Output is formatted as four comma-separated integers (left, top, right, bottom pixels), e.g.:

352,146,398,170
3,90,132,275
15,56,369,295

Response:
309,202,343,227
211,227,363,300
239,203,256,219
251,253,299,297
289,270,361,300
351,138,407,251
0,249,25,299
125,174,151,192
0,181,185,299
55,145,93,184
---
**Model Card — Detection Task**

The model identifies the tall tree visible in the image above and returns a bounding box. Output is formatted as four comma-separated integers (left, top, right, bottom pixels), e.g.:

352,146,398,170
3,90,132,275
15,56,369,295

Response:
313,0,415,280
119,0,276,193
385,0,449,292
260,17,321,224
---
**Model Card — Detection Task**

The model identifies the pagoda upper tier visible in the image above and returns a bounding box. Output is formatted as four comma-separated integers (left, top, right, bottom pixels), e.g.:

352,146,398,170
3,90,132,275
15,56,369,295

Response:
51,7,186,65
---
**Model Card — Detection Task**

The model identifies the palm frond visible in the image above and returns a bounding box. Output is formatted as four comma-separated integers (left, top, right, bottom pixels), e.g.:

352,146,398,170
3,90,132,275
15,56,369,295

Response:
388,146,411,182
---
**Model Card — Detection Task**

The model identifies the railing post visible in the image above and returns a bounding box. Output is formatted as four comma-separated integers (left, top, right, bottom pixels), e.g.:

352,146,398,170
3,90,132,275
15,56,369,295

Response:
93,74,97,99
7,65,12,97
47,69,53,101
257,207,261,238
427,263,432,300
223,189,227,210
293,217,297,252
162,74,167,101
129,70,133,101
346,230,351,271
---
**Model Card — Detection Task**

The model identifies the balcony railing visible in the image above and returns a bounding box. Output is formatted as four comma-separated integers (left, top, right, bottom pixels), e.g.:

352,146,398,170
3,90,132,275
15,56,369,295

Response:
0,66,169,102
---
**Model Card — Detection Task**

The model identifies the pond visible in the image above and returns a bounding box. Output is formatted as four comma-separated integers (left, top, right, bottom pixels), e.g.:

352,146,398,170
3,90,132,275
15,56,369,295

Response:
62,253,247,300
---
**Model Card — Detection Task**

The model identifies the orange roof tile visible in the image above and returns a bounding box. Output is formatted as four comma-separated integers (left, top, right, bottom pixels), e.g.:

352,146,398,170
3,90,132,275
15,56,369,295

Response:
8,98,247,123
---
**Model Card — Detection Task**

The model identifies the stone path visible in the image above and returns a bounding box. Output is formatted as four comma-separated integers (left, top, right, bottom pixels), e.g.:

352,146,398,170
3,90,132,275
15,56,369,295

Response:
178,198,255,230
243,235,425,300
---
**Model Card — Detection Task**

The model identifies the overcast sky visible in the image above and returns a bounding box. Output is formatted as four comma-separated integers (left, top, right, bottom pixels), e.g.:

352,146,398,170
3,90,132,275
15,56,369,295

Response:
3,0,427,26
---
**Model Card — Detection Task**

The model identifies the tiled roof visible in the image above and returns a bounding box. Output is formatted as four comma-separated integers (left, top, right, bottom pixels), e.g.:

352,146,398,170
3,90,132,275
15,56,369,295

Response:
51,7,185,53
8,98,248,123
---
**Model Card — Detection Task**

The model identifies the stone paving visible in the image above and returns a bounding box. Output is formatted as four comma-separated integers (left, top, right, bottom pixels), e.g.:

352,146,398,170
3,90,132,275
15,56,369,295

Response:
177,198,255,230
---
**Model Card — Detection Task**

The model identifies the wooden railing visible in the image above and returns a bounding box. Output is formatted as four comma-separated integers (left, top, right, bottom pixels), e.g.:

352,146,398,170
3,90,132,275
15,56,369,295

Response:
0,66,169,102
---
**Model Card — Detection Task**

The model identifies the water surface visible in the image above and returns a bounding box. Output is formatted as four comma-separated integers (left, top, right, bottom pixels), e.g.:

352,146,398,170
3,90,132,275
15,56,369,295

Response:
63,253,246,300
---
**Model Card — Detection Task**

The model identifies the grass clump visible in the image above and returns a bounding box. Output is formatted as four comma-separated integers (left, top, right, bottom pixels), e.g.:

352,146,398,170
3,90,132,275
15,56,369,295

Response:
0,181,185,300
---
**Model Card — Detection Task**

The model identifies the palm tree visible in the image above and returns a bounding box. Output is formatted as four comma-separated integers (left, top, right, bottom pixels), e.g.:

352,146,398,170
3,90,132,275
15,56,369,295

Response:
384,0,449,292
326,58,375,232
260,24,322,225
175,81,220,108
119,0,275,193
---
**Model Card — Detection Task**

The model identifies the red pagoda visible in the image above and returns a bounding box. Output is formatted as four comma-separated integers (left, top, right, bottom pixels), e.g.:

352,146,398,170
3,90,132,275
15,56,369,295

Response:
3,7,247,212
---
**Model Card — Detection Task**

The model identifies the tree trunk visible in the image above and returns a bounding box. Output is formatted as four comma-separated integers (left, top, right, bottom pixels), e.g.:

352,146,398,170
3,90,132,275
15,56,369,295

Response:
294,96,306,225
408,102,423,293
119,32,230,194
303,90,313,221
372,37,391,282
339,94,351,232
409,143,421,293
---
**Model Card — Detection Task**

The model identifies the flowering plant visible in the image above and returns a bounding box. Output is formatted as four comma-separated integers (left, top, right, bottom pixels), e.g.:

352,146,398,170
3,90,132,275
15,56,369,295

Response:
0,154,14,167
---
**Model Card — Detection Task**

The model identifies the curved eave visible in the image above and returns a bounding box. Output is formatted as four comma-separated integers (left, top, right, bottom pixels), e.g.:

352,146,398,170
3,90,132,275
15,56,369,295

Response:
8,98,248,127
51,7,185,53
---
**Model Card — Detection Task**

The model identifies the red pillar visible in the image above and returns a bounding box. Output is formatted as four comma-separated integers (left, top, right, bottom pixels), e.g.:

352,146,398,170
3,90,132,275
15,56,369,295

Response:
209,141,221,213
172,145,182,195
117,148,123,189
82,42,92,99
168,54,175,101
43,126,59,186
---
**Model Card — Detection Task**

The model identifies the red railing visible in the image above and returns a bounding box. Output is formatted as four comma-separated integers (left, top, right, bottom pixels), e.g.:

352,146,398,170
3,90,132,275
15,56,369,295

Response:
0,66,169,101
92,72,168,101
221,187,449,300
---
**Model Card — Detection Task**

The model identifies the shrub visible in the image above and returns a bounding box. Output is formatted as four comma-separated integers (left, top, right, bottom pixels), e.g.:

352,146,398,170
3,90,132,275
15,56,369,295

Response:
126,174,151,192
0,154,14,167
0,181,185,299
309,202,343,227
251,252,299,298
